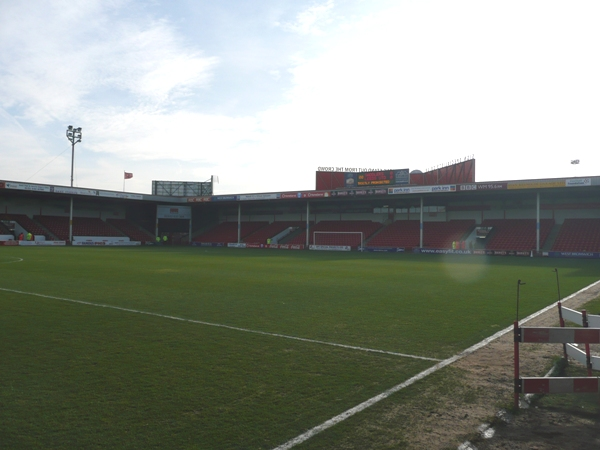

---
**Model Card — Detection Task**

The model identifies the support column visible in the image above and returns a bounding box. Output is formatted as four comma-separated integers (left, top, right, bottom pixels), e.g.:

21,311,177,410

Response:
306,201,310,247
155,205,159,239
238,203,241,243
69,197,73,244
419,196,424,248
536,192,540,252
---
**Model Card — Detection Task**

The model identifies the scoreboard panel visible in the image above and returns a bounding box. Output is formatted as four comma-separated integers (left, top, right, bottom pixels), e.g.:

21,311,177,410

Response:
345,169,409,188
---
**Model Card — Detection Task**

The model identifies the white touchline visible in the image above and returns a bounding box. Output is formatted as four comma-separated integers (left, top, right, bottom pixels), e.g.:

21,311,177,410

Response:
0,287,441,362
272,279,600,450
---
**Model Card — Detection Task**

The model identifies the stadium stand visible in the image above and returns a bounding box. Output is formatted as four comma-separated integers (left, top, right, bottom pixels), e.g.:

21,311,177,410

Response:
421,220,476,248
0,221,12,235
0,213,49,239
286,220,382,247
243,221,310,244
366,220,475,249
34,216,70,240
551,218,600,252
366,220,421,248
193,221,269,243
482,218,555,251
34,215,126,241
106,218,154,243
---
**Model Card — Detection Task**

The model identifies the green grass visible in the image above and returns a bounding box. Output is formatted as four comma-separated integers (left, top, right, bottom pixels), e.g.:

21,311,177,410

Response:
1,247,599,449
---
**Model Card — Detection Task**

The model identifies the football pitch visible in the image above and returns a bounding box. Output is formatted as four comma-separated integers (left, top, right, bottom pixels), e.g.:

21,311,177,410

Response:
2,247,599,449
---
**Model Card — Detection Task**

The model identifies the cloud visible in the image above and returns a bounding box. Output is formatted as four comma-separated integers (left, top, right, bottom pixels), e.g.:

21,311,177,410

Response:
2,0,600,195
280,0,336,36
0,1,217,125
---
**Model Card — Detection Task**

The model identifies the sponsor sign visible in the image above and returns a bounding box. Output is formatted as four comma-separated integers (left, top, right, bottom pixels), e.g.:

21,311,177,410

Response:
301,191,331,198
209,195,232,202
18,240,67,246
0,239,18,246
97,191,144,200
156,205,191,219
566,178,592,187
73,241,140,246
332,190,349,197
5,182,51,193
362,247,405,253
474,183,507,190
473,249,531,257
227,243,247,248
269,244,304,250
239,193,280,201
508,180,565,190
317,166,391,172
51,186,97,196
280,192,302,199
547,251,600,259
388,185,456,195
187,196,212,203
388,187,412,195
412,248,469,254
0,182,5,188
309,245,351,251
191,242,225,247
330,189,387,197
431,185,456,192
211,195,239,201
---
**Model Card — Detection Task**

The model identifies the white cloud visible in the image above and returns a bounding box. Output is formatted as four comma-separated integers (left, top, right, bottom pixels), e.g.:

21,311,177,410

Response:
2,0,600,195
280,0,336,36
0,1,217,125
263,0,600,181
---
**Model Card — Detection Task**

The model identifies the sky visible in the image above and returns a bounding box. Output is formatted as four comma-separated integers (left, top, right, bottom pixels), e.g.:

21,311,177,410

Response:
1,0,599,195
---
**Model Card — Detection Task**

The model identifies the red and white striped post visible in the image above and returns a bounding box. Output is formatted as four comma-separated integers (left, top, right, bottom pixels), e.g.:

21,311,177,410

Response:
558,301,568,360
582,310,593,376
514,326,600,408
514,321,520,410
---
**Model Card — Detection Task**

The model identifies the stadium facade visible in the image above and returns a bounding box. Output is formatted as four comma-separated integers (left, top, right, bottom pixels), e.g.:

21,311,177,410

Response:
1,158,599,258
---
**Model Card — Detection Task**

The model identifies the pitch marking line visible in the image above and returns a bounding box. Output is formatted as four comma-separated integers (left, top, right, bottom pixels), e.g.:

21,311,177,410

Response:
273,279,600,450
0,257,23,264
0,287,441,362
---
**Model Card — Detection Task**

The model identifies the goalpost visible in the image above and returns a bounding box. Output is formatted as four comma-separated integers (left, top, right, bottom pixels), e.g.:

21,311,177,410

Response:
313,231,364,249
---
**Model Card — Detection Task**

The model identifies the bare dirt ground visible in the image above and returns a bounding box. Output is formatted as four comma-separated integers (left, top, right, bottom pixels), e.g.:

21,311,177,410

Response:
406,281,600,450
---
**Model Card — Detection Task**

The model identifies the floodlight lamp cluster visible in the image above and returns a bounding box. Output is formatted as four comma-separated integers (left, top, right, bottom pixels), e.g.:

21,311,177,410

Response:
66,125,82,144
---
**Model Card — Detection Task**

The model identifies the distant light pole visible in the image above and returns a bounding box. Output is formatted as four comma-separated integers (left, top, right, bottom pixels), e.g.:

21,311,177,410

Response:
66,125,82,244
66,125,82,187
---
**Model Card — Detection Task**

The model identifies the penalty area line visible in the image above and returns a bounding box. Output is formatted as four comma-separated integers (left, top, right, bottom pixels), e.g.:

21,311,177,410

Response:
0,287,441,362
272,279,600,450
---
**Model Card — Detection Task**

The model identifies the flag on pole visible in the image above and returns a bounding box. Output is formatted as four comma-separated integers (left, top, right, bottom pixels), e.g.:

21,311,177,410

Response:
124,172,133,179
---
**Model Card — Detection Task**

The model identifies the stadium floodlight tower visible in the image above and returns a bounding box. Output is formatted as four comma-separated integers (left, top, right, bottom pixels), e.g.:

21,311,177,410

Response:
66,125,82,187
66,125,82,244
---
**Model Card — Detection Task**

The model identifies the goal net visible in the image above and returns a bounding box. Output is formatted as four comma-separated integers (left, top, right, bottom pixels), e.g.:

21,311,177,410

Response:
313,231,363,249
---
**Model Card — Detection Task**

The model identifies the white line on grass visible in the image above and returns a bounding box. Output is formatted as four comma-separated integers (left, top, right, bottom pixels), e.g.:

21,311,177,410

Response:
272,279,600,450
0,287,441,362
0,257,23,264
